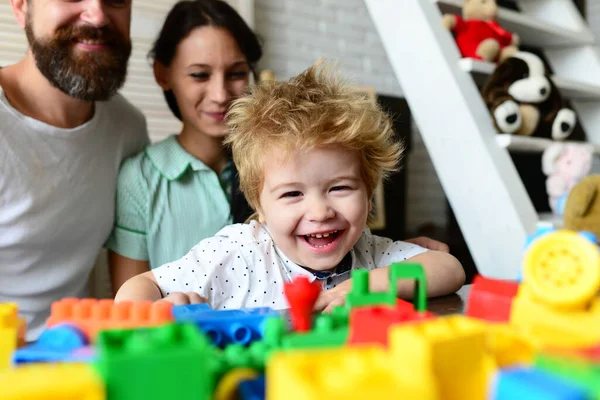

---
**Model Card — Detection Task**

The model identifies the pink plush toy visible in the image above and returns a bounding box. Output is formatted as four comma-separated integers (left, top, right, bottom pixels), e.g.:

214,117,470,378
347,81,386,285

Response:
542,142,594,215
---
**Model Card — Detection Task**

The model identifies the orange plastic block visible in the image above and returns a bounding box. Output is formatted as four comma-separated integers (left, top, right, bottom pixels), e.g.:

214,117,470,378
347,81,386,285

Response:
0,362,104,399
348,300,435,346
0,303,26,370
267,345,437,399
388,315,497,400
47,299,173,340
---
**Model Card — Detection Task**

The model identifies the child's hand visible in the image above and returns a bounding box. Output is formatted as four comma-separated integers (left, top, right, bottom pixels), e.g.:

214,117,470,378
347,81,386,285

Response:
314,280,352,313
158,292,207,305
405,236,449,253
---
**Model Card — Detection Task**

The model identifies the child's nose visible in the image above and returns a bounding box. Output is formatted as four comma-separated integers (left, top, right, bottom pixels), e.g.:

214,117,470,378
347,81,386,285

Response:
306,200,335,222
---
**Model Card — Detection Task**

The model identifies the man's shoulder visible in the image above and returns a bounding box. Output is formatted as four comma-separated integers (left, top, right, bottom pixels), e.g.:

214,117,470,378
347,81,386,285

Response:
103,93,150,156
104,93,146,128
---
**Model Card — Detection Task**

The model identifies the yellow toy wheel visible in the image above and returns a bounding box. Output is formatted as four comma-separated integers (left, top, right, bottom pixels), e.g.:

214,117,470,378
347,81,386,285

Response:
213,368,259,400
522,230,600,309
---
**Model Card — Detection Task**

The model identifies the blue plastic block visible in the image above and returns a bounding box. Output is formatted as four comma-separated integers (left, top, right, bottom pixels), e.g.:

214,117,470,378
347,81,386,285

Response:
174,307,279,347
578,231,598,245
238,376,265,400
14,324,94,364
172,303,213,320
492,367,591,400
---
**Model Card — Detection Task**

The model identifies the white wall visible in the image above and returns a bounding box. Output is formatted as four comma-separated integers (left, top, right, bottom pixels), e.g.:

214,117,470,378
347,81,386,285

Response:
254,0,449,234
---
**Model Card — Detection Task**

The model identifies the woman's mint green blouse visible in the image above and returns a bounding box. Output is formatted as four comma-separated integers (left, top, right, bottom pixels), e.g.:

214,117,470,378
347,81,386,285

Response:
106,135,233,269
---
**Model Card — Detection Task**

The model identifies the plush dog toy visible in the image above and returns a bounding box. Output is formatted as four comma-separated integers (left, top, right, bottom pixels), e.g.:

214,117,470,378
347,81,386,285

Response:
482,51,577,140
564,175,600,240
542,142,593,215
442,0,519,62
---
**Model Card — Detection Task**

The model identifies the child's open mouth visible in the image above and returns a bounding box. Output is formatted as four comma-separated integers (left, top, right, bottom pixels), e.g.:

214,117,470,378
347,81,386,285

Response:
303,230,341,248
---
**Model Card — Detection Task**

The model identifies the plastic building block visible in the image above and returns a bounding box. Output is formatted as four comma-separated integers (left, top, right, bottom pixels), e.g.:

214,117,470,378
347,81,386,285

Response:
345,263,428,310
267,345,437,399
47,298,174,341
0,303,26,370
535,350,600,397
238,376,265,400
347,299,435,346
492,367,590,400
485,323,535,368
93,323,220,400
213,368,259,400
263,306,348,350
388,315,497,400
466,275,519,322
283,276,321,332
13,324,95,364
0,362,105,399
174,307,279,348
171,303,212,320
511,230,600,348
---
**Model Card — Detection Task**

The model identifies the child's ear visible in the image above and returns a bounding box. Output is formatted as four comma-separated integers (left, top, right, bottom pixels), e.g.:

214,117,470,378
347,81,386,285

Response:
153,60,171,91
257,208,266,224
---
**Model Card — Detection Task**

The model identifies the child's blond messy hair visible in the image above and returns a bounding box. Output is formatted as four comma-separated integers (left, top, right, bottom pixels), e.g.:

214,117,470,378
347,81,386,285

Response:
225,59,404,212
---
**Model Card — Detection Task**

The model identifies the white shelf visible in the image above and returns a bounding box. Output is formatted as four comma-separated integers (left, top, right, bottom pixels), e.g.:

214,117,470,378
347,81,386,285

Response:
537,212,563,229
435,0,594,47
458,58,600,101
495,134,600,153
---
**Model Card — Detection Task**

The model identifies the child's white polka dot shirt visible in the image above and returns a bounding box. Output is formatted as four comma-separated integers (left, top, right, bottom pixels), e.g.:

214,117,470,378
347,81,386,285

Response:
154,220,428,310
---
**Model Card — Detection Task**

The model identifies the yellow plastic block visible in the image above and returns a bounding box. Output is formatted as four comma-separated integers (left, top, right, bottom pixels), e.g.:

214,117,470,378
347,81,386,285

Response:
0,303,25,370
513,230,600,349
0,362,105,399
485,323,536,368
388,315,497,400
267,346,437,400
510,286,600,349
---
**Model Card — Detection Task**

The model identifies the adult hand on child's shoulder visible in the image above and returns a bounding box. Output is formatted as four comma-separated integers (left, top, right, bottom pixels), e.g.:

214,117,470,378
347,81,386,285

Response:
404,236,450,253
314,280,352,313
158,292,207,305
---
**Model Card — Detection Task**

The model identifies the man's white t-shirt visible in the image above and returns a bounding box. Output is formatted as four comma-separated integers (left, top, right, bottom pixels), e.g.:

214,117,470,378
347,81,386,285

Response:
0,88,149,340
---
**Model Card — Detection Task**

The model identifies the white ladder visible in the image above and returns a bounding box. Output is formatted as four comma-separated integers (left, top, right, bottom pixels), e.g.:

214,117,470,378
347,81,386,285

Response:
364,0,600,279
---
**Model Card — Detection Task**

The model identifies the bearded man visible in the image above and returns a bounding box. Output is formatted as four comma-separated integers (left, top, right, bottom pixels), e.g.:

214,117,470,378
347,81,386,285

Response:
0,0,149,340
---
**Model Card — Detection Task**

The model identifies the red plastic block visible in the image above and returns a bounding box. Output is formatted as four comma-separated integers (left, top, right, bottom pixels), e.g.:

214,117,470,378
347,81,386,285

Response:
47,298,174,340
466,275,519,322
347,299,435,346
284,277,321,333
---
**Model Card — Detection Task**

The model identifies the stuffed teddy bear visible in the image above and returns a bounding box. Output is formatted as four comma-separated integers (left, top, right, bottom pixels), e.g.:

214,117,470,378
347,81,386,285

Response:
442,0,519,62
542,142,593,215
563,175,600,240
482,51,577,140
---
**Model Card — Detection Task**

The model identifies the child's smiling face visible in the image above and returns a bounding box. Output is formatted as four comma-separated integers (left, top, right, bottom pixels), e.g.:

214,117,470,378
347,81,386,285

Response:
257,145,371,271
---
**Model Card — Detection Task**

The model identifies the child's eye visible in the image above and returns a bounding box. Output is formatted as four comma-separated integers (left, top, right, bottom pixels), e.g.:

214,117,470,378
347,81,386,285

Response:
190,72,210,81
330,186,351,192
281,191,302,198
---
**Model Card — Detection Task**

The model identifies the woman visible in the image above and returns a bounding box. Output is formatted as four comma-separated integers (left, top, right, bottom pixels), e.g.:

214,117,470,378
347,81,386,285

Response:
106,0,261,291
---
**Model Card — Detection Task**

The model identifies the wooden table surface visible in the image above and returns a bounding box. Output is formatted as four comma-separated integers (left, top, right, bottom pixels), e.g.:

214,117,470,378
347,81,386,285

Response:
427,284,470,315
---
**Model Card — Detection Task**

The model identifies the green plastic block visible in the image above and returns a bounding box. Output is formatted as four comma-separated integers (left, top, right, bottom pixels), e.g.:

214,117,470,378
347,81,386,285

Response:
536,353,600,397
94,323,221,400
345,269,396,308
345,263,428,311
390,263,427,312
261,308,348,351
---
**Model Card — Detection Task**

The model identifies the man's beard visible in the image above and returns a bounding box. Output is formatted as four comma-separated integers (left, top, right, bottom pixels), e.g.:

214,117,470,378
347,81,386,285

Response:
25,17,132,101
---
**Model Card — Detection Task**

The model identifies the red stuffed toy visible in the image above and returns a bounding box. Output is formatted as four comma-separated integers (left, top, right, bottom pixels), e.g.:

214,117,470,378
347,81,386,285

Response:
443,0,519,63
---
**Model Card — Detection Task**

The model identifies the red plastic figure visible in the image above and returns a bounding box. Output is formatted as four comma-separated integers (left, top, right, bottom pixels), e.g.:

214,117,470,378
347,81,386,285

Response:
284,276,321,332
